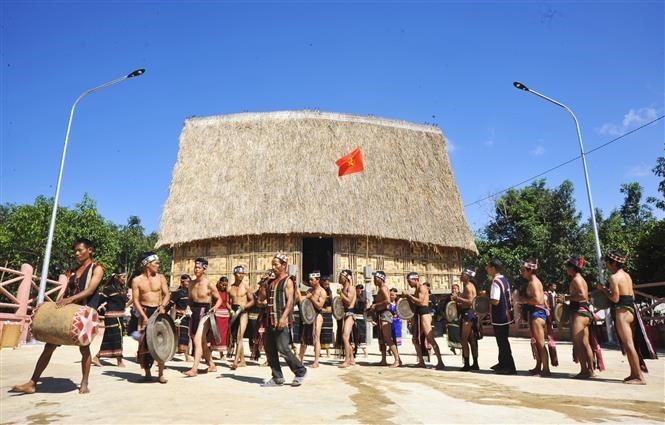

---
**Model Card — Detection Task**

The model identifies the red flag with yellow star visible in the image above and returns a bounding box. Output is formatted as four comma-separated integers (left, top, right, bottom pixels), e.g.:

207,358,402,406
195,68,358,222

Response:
335,147,365,176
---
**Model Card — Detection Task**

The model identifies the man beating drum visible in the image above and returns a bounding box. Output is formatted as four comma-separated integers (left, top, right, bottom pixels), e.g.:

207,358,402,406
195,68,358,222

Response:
13,238,104,394
132,251,171,383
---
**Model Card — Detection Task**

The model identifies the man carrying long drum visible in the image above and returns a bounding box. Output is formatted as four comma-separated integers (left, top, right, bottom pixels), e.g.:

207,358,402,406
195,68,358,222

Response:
13,238,104,394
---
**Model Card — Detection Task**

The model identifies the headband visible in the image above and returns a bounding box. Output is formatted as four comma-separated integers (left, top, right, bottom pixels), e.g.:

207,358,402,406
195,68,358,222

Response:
567,256,585,269
309,272,321,279
606,251,627,264
522,260,538,271
274,253,288,263
407,272,419,281
141,254,159,267
374,271,386,282
340,269,352,280
195,259,208,270
233,266,246,274
462,268,476,278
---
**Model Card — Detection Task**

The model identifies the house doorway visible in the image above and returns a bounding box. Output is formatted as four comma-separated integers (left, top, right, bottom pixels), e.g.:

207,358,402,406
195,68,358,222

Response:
302,237,334,279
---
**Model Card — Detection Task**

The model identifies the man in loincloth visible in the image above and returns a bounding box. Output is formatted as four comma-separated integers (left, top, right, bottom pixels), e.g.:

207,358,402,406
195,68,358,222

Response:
132,251,171,383
452,268,480,371
520,260,552,377
258,253,307,387
184,257,223,377
13,238,104,394
298,271,327,368
487,258,517,375
337,270,357,368
228,265,254,369
403,272,444,369
211,276,230,359
566,256,604,379
370,271,400,368
170,274,193,361
596,250,657,385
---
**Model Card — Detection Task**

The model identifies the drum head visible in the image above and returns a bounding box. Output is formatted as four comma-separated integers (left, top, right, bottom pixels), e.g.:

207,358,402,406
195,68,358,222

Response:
560,303,571,326
590,290,611,310
474,297,490,314
363,308,377,324
146,313,177,363
554,303,564,324
445,301,458,322
301,299,316,325
208,310,221,342
332,297,345,321
396,298,414,320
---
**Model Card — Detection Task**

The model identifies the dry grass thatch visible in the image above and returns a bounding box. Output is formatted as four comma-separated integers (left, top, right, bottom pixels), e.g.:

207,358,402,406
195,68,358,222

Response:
157,111,477,254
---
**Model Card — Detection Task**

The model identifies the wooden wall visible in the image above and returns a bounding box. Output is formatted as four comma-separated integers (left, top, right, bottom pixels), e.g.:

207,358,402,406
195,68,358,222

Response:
170,235,463,292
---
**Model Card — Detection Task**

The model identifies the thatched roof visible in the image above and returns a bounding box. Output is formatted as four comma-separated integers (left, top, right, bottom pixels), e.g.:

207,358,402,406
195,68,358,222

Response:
157,111,477,254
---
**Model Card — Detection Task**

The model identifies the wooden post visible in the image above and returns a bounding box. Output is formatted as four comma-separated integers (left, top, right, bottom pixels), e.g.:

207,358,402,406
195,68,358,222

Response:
15,264,33,316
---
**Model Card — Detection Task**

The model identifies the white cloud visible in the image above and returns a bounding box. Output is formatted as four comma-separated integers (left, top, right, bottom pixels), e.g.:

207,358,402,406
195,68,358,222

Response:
530,145,546,156
484,139,495,147
596,107,659,136
626,163,652,178
446,140,457,153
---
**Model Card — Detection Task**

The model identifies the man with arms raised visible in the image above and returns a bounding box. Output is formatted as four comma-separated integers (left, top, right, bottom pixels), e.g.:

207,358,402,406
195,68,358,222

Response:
402,272,444,369
258,253,307,387
133,251,171,383
184,257,222,377
228,265,255,370
13,238,103,394
452,268,479,371
370,271,400,368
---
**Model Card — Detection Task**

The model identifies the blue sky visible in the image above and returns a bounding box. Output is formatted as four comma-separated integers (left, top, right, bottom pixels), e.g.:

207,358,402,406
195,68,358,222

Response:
2,1,663,235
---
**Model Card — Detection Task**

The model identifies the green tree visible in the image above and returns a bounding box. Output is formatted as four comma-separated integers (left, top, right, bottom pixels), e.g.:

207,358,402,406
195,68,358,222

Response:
646,146,665,211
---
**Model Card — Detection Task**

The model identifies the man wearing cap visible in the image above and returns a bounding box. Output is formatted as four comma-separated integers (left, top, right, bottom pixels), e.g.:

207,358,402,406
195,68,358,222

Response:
487,258,517,375
566,256,604,379
258,253,307,387
370,271,401,368
337,269,357,368
520,260,552,377
402,272,445,369
228,265,255,370
133,251,171,383
184,257,223,377
452,268,479,371
298,271,327,368
596,250,657,385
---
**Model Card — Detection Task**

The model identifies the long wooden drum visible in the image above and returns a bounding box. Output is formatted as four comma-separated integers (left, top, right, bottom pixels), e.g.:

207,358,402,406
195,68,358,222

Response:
31,302,99,346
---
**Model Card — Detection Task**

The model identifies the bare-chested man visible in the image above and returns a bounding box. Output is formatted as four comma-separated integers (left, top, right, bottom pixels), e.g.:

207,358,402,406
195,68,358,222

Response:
452,268,479,371
596,250,656,385
402,272,444,369
566,256,598,379
184,257,222,377
132,251,171,383
13,238,104,394
520,260,551,377
370,271,400,368
297,271,327,368
337,269,357,368
228,265,255,370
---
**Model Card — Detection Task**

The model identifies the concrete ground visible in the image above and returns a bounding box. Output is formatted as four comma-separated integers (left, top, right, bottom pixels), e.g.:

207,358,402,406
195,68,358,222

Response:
1,334,663,424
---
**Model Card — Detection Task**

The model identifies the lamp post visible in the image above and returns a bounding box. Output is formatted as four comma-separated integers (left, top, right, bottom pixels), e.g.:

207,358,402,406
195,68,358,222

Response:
36,69,146,305
513,81,615,342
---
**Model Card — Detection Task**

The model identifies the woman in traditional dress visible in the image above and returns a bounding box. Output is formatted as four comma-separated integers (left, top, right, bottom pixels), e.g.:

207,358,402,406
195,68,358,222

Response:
93,267,129,367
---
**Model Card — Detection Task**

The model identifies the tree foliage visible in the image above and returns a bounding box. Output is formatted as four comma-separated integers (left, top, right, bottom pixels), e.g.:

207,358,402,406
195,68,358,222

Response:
0,195,171,280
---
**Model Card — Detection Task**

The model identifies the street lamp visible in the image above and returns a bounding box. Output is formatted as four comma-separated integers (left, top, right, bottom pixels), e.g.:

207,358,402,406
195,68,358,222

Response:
36,69,146,305
513,81,614,342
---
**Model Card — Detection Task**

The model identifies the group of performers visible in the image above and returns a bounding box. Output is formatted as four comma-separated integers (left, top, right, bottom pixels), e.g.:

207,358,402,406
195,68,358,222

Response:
10,238,658,394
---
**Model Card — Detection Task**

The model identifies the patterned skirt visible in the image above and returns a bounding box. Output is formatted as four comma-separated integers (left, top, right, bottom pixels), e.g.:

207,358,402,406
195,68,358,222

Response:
99,311,124,358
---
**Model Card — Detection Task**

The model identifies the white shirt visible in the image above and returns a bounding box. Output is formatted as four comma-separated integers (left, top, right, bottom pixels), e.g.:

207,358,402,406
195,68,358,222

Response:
490,281,501,301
